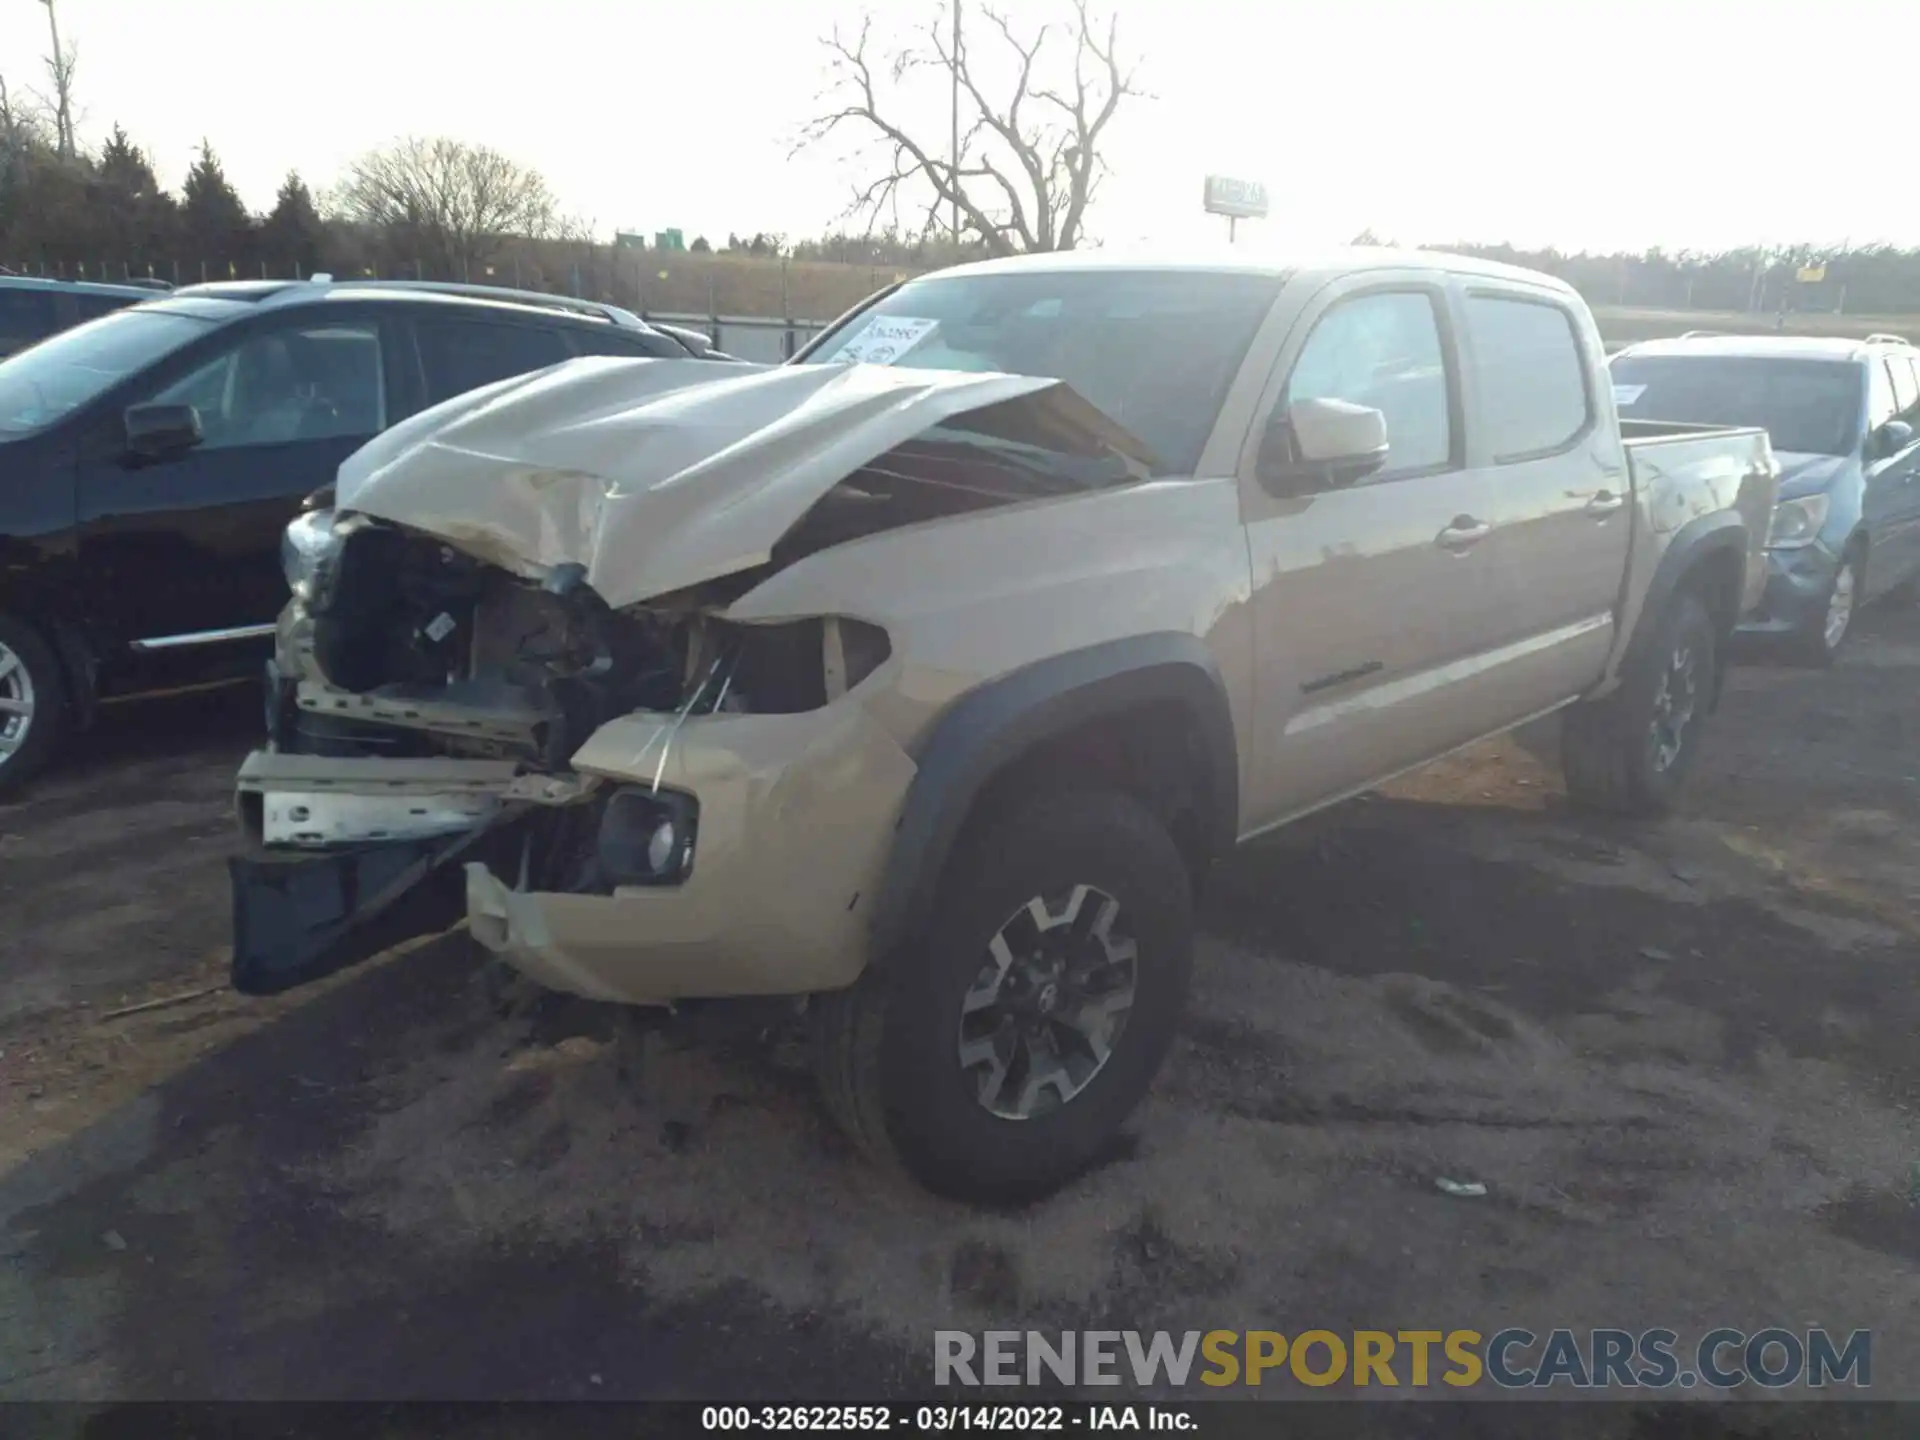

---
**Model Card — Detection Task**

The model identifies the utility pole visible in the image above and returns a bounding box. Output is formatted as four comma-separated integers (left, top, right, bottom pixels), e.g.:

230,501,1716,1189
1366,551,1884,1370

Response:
36,0,75,159
950,0,961,247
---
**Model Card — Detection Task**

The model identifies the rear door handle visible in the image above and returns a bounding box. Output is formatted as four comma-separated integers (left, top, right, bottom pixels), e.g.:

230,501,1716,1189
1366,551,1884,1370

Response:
1585,489,1626,518
1436,515,1491,551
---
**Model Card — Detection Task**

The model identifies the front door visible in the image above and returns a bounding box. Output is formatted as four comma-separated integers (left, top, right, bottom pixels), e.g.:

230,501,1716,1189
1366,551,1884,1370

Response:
1865,352,1920,595
74,311,400,660
1239,277,1511,830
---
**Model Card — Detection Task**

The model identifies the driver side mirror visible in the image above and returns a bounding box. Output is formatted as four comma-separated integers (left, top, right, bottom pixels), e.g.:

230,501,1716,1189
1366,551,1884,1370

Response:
1873,418,1915,460
124,402,202,460
1258,397,1390,496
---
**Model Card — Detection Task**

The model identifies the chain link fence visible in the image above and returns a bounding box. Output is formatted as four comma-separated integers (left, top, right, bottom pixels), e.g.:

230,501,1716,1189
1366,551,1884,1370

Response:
5,248,923,350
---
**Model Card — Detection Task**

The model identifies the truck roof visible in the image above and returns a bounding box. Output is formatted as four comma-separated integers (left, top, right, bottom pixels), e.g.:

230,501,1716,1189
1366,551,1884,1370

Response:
1616,333,1910,363
926,245,1582,296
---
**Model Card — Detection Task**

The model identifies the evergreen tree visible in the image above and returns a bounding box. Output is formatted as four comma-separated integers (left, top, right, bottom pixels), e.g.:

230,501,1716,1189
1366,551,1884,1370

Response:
94,124,178,271
181,139,253,272
259,170,325,277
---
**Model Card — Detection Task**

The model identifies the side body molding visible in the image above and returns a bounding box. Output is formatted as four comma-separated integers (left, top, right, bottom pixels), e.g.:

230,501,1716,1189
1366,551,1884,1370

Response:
867,632,1240,962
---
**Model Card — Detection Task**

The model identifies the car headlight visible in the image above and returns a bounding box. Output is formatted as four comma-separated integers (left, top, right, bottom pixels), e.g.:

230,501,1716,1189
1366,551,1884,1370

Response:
1766,494,1830,550
281,508,339,600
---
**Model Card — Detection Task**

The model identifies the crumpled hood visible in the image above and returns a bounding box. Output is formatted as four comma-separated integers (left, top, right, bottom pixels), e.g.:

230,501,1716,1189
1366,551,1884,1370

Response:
1771,451,1856,500
334,355,1116,610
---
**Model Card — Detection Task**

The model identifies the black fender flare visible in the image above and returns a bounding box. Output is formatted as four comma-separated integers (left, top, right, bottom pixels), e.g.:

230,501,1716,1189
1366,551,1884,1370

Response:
1621,512,1749,710
867,632,1239,961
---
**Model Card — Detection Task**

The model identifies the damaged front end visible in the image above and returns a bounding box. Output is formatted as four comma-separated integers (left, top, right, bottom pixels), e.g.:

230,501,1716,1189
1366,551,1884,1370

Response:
231,359,1154,1001
235,512,899,997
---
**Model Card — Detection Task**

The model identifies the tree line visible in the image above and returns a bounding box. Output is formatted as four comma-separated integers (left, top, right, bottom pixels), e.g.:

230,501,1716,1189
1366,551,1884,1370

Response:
4,0,1918,318
7,109,1920,318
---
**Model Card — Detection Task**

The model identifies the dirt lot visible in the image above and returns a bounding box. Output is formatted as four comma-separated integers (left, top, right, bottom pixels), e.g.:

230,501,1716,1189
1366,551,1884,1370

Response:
2,605,1918,1428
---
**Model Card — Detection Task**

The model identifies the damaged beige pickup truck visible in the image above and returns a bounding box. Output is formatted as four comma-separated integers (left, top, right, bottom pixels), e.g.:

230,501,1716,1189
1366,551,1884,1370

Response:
231,249,1780,1202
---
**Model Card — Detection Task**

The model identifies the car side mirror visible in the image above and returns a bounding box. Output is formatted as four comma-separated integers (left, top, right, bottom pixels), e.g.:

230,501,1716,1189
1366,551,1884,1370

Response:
124,402,203,459
1874,418,1915,459
1258,397,1390,496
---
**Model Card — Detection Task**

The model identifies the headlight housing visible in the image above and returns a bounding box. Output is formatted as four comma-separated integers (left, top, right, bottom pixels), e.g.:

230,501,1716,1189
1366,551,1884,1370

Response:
1766,494,1830,550
596,787,698,886
281,508,339,601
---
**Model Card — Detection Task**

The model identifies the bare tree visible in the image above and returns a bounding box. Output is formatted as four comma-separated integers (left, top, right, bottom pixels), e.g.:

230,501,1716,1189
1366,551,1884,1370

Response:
328,137,565,280
33,0,77,160
0,73,49,194
799,0,1143,256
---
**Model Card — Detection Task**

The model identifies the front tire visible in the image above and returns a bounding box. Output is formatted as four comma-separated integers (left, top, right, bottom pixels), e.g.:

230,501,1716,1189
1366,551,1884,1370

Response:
1562,593,1717,817
0,612,66,799
812,788,1194,1204
1786,548,1861,668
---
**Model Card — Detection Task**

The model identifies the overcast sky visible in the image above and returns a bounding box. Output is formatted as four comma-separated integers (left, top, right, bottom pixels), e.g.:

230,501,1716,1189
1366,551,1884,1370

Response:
3,0,1913,255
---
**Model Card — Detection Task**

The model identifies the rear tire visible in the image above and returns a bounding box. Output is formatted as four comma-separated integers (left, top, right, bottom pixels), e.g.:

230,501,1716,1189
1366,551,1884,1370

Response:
811,788,1193,1204
1562,593,1716,818
0,612,66,799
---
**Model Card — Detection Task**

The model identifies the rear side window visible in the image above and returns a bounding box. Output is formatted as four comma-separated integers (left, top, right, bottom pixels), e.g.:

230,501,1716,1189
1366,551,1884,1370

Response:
414,317,570,402
1465,294,1592,461
0,288,58,356
567,325,682,360
73,292,135,323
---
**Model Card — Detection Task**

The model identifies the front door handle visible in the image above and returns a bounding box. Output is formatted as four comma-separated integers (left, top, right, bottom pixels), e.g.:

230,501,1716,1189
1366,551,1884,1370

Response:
1436,515,1491,551
1585,489,1627,518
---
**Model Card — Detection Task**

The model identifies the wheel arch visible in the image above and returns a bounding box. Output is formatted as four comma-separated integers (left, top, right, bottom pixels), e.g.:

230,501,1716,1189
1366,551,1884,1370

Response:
867,633,1239,964
0,589,98,730
1625,514,1748,713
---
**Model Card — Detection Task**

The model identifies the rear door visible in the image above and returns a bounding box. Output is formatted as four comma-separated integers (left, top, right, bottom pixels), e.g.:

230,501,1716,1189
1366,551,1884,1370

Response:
1240,274,1511,827
74,307,405,653
1451,284,1632,698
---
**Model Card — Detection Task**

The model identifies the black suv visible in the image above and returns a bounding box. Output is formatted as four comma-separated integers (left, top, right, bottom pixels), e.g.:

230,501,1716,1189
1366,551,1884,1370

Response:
0,278,725,792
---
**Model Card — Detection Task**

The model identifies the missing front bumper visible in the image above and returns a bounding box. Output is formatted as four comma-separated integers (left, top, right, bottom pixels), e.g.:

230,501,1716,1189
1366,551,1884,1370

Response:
229,752,539,996
229,828,500,995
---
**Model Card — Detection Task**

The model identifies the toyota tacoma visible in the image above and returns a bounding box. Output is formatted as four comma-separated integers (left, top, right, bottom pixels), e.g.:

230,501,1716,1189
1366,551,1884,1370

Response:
229,250,1780,1202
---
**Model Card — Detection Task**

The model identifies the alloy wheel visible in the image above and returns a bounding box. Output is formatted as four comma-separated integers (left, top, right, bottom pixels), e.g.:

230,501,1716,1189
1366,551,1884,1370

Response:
956,883,1139,1121
1649,643,1698,773
0,638,35,767
1823,561,1857,653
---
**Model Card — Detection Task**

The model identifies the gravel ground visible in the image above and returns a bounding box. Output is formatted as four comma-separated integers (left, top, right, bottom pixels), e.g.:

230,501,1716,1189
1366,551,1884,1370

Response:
2,603,1917,1434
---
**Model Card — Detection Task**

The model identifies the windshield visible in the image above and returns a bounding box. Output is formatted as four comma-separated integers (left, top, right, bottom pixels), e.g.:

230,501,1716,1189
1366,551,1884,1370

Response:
0,308,214,438
798,269,1286,474
1608,354,1864,457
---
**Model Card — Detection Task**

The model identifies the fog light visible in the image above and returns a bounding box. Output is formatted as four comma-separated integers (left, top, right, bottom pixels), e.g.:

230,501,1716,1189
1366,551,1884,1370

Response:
597,787,698,886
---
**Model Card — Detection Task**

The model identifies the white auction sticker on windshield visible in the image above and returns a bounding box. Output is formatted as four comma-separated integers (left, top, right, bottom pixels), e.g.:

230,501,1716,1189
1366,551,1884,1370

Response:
1612,383,1647,407
826,316,938,365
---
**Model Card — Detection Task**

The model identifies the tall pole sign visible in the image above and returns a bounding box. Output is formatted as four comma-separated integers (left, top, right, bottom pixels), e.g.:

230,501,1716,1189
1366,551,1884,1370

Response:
1203,175,1268,244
